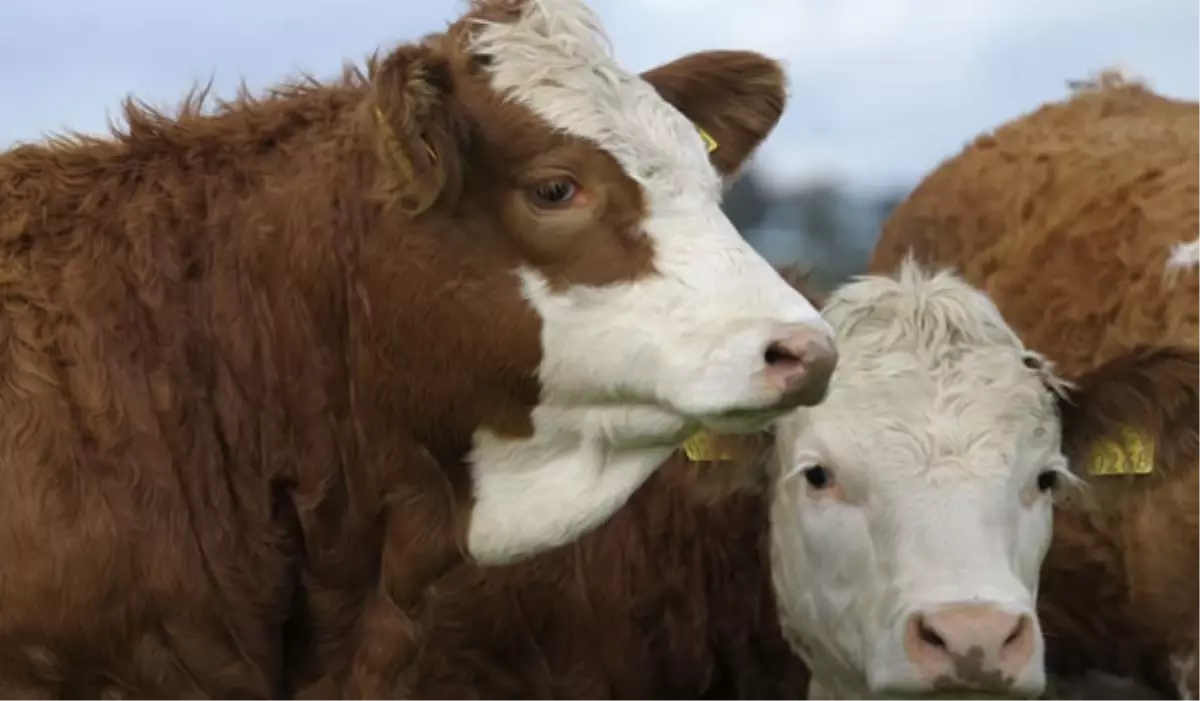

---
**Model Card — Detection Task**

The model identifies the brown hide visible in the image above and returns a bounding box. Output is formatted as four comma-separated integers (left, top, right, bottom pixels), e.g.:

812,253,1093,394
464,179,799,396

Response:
0,4,791,697
384,446,811,699
871,75,1199,698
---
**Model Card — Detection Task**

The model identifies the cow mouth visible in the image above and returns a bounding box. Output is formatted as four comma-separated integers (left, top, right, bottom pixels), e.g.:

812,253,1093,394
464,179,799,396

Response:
691,374,832,433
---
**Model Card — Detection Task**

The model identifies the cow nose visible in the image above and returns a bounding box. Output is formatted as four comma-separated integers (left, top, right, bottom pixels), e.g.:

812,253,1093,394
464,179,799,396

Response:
904,604,1036,688
762,324,838,405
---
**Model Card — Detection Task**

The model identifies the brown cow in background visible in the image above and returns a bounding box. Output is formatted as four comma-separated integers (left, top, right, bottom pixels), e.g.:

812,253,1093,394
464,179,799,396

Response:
872,70,1199,699
0,0,840,697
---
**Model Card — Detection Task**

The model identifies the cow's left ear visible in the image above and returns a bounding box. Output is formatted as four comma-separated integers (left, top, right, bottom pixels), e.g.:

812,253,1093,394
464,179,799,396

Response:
367,42,467,217
1056,346,1196,479
640,50,787,178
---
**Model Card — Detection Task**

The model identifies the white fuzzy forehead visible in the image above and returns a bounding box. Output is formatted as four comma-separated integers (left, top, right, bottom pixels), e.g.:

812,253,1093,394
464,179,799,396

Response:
821,258,1027,360
466,0,722,203
780,259,1064,478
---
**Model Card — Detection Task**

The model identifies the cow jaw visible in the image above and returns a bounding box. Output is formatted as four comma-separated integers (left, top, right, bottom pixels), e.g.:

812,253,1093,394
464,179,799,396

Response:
465,404,688,564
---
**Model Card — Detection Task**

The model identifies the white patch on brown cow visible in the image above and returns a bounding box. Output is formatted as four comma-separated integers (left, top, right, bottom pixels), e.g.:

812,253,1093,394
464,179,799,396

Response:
1166,235,1200,284
1067,64,1150,94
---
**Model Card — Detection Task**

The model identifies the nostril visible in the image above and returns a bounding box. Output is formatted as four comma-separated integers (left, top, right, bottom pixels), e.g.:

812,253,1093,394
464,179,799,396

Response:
764,340,803,368
1003,615,1028,648
915,616,947,650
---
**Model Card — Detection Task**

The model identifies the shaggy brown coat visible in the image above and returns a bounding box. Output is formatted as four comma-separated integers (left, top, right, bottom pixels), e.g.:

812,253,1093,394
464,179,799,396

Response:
0,3,790,698
374,444,811,699
871,73,1199,699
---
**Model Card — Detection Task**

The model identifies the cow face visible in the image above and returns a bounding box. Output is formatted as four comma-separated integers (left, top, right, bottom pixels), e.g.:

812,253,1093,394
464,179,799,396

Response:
768,261,1072,699
363,0,836,563
453,0,836,423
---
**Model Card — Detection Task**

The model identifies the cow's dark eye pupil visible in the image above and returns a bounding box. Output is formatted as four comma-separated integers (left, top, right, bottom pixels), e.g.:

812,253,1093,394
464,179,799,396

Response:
804,466,830,489
534,179,576,205
1036,470,1059,492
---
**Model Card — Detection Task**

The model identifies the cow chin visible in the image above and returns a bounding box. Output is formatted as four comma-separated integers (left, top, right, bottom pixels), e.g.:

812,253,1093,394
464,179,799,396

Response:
679,374,832,435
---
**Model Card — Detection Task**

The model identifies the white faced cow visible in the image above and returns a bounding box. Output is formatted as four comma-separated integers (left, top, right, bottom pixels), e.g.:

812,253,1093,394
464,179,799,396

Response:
769,260,1074,699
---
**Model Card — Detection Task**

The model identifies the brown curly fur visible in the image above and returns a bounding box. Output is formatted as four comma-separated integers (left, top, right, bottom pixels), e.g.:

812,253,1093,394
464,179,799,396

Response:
871,74,1199,698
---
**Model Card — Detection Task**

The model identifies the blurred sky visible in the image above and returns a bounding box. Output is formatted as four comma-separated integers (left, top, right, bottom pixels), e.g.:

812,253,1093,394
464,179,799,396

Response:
2,0,1196,191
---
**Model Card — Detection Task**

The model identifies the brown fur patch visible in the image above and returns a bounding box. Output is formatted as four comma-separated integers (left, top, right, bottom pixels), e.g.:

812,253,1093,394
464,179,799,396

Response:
872,80,1199,698
351,451,810,698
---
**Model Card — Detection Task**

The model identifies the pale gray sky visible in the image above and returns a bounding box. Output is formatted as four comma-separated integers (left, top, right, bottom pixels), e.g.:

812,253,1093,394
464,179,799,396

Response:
2,0,1196,189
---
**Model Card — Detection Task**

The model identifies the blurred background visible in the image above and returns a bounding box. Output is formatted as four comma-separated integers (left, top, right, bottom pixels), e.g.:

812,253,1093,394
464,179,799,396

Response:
2,0,1197,294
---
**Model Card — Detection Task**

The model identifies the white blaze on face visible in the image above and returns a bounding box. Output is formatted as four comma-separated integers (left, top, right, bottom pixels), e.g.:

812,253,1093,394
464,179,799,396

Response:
463,0,835,565
768,260,1073,699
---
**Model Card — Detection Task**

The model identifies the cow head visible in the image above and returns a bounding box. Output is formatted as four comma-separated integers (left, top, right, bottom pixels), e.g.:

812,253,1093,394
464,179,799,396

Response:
768,260,1073,699
359,0,836,564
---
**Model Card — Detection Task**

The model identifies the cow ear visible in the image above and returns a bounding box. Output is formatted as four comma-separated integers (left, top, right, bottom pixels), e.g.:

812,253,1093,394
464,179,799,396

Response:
1056,346,1197,481
368,44,465,217
640,50,786,178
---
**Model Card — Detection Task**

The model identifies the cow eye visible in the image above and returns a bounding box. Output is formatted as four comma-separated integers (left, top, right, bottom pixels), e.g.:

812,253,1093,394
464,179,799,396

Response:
803,465,833,490
1036,469,1059,492
529,177,579,208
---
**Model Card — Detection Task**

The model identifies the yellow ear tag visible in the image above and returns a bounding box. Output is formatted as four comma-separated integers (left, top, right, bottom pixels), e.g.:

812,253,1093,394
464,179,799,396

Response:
697,127,719,153
682,429,732,462
1087,425,1155,476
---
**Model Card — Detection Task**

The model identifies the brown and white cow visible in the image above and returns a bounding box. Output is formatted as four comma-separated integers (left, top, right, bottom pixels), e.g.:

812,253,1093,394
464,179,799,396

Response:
872,70,1199,699
337,261,1073,699
0,0,837,696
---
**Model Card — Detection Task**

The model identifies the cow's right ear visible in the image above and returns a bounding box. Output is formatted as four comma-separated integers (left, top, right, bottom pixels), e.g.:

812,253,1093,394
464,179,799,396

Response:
368,44,465,217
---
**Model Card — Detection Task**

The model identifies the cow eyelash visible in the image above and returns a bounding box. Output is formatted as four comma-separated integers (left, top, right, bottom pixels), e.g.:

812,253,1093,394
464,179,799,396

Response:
528,177,580,208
